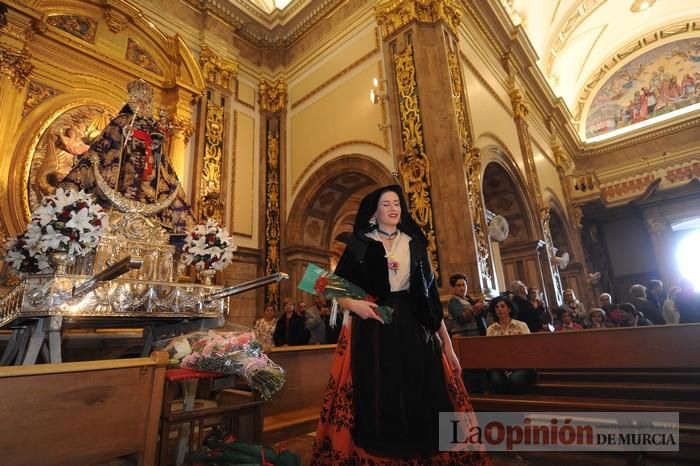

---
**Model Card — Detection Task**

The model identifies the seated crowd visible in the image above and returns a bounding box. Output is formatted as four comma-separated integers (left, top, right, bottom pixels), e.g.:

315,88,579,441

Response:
253,296,341,348
444,273,700,394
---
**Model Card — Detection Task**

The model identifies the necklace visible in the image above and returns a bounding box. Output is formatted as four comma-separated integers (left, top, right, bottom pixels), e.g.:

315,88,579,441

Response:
377,228,398,239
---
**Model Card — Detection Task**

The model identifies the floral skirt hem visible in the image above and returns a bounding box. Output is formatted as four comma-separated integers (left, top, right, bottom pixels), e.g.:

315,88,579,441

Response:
310,322,490,466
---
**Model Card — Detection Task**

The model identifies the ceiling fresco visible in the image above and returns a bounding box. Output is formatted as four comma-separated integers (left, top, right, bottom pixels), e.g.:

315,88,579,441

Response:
501,0,700,141
585,38,700,140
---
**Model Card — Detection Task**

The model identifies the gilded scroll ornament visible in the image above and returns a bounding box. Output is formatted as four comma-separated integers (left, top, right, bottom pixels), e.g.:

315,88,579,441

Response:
447,50,470,149
170,116,195,144
259,79,287,113
393,44,440,279
0,45,32,89
264,129,281,306
104,8,129,33
47,15,97,43
199,101,225,222
200,46,239,93
375,0,461,39
126,38,162,75
447,50,492,283
23,80,60,116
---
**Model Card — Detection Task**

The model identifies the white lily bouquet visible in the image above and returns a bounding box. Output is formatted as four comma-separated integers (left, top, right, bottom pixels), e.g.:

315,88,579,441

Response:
4,188,108,273
182,219,236,271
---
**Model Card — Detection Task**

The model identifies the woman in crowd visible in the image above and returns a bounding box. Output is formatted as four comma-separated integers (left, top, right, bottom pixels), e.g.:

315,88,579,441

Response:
273,298,309,346
555,308,583,331
253,303,278,348
585,308,612,329
662,286,681,324
528,286,553,332
562,288,587,324
311,185,489,465
614,302,652,327
447,272,487,337
486,296,535,394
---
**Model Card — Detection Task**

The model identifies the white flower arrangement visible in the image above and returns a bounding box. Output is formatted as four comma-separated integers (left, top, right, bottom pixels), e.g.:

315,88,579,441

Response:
3,188,108,273
182,219,236,271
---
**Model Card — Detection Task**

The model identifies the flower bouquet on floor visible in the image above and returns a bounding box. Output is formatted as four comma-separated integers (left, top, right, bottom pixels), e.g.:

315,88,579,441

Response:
190,429,300,466
162,326,285,400
297,263,393,326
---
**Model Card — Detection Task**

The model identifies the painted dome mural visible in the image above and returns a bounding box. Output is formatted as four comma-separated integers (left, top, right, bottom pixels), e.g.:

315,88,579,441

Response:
585,37,700,139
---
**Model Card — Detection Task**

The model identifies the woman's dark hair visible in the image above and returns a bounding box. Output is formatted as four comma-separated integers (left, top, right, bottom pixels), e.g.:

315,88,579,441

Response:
449,273,468,288
488,295,517,320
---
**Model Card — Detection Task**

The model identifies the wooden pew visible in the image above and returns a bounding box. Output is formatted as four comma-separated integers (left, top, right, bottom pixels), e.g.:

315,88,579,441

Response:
221,344,336,444
0,352,168,466
454,325,700,456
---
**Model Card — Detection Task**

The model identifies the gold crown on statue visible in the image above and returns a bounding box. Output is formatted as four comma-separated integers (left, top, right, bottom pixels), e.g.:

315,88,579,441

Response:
127,79,154,116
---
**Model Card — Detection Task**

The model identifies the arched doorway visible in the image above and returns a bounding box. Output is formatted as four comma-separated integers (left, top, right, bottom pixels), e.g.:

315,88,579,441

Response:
284,155,395,303
481,159,543,296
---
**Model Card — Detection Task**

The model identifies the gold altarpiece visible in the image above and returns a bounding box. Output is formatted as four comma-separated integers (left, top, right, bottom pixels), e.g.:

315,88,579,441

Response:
0,0,204,241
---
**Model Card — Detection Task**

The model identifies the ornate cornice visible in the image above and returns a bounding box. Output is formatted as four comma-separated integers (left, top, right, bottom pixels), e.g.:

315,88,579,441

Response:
0,45,32,89
259,79,287,113
170,116,195,145
375,0,461,39
200,45,239,93
580,115,700,158
183,0,343,50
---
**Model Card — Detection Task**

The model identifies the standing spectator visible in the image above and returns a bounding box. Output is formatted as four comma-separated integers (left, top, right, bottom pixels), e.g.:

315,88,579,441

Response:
599,292,613,307
486,296,535,394
510,280,543,332
273,298,309,346
306,295,327,344
253,303,278,348
447,273,487,337
562,288,587,324
646,280,665,313
629,284,664,325
677,278,700,323
662,287,681,324
528,287,552,332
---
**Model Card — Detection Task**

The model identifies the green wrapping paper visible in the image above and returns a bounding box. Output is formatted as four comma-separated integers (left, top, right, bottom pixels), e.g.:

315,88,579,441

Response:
297,263,393,324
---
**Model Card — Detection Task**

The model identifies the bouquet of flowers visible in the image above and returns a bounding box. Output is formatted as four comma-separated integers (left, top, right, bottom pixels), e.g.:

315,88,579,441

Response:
297,263,394,326
3,232,51,274
3,188,107,273
182,220,236,271
163,328,285,401
190,430,300,466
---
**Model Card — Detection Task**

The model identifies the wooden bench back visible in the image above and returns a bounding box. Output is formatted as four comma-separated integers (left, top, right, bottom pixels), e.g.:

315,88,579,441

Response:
0,352,168,466
454,324,700,369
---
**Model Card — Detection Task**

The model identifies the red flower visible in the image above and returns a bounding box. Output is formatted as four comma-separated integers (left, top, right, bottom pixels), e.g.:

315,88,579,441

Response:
314,276,329,295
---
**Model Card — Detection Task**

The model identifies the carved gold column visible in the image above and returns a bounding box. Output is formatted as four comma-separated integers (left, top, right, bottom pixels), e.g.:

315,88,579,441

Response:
508,79,562,304
448,44,496,293
192,46,238,223
260,79,286,307
378,0,490,291
0,7,34,237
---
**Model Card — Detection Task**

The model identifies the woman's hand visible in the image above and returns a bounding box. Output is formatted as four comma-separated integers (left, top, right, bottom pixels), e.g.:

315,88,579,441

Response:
339,298,384,323
444,345,461,378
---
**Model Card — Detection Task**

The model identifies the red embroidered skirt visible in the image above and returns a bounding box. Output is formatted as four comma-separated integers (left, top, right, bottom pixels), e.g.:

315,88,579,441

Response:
310,321,491,465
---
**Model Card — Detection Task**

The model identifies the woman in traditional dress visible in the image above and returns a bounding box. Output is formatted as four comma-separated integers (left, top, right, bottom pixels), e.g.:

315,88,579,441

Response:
311,185,489,465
